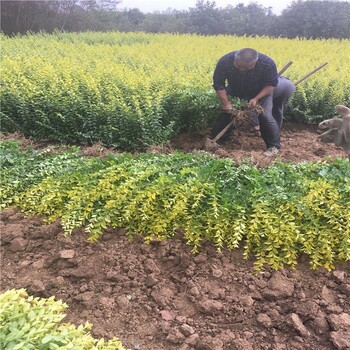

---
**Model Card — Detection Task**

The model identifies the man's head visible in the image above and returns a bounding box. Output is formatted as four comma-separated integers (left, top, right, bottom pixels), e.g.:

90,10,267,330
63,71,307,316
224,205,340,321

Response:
234,48,258,71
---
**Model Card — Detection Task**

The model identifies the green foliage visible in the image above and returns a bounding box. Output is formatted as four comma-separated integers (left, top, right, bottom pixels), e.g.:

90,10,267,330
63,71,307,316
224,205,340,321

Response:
1,32,349,149
297,179,350,270
278,1,350,39
0,141,103,209
0,289,127,350
1,140,349,271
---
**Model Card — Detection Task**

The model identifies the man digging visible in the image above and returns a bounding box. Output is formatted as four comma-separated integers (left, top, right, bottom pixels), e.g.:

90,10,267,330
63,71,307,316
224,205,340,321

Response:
212,48,295,156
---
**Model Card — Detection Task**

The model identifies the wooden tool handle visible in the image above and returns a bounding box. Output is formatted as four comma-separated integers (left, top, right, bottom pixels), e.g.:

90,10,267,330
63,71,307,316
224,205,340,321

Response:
278,61,293,76
294,62,328,86
212,117,235,142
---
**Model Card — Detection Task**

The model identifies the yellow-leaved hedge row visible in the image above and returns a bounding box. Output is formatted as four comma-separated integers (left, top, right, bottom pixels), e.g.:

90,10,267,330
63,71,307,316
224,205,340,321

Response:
1,32,349,148
1,140,349,271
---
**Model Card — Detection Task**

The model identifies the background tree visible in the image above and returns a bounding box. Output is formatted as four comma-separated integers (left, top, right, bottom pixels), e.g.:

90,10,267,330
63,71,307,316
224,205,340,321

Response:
1,0,349,38
278,0,350,38
187,1,222,35
224,2,276,36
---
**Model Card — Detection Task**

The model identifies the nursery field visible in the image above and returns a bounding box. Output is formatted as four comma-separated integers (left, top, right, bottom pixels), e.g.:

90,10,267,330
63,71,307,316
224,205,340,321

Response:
1,31,350,350
1,32,350,149
1,130,350,349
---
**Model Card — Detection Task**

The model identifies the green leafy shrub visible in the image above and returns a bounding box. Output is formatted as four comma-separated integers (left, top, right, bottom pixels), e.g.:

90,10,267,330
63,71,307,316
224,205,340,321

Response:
1,140,349,270
1,32,349,148
0,289,127,350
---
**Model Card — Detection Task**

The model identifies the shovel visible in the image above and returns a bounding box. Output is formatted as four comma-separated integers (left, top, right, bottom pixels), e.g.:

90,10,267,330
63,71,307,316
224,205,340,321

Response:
202,61,328,152
202,109,238,152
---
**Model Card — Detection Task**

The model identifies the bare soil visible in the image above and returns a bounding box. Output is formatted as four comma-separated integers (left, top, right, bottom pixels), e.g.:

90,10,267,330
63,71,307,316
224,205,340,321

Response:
166,122,347,167
1,124,350,350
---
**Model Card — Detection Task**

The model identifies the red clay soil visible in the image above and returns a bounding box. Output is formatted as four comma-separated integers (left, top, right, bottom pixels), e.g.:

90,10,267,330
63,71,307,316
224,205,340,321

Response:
1,124,350,350
165,122,347,167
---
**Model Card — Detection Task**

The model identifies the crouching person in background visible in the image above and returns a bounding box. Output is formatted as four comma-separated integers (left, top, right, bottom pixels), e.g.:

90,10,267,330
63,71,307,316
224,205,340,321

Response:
212,48,295,156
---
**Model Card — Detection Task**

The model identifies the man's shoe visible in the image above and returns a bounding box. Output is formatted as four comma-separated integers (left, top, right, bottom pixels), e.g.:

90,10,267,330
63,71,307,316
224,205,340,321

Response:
263,146,279,157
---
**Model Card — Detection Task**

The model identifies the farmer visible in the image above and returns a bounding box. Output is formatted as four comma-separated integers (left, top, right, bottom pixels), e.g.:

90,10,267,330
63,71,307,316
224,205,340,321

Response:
212,48,295,156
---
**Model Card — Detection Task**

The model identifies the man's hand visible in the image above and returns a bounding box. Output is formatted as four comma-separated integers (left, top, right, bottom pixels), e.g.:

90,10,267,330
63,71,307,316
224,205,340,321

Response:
216,90,233,111
248,98,258,107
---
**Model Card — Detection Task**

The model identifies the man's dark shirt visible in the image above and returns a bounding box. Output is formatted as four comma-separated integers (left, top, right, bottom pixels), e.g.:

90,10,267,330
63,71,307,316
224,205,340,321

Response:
213,51,278,100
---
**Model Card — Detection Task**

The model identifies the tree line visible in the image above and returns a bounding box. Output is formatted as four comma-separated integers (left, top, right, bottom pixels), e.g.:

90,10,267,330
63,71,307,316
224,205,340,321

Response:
1,0,349,39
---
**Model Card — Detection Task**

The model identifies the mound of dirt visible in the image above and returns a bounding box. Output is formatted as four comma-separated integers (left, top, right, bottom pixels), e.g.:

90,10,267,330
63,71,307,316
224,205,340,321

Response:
166,122,347,167
1,209,350,350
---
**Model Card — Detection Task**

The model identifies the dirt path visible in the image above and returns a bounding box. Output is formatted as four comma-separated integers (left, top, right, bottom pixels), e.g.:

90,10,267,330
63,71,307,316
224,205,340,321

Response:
1,125,350,350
